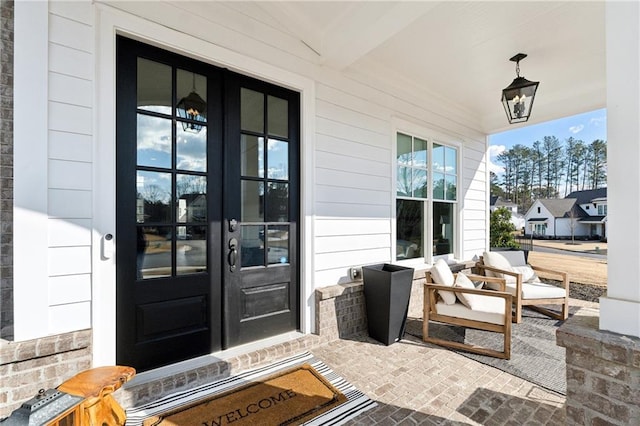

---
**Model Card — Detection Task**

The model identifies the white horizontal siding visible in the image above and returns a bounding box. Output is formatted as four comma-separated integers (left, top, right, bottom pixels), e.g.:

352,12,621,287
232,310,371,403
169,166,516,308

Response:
316,168,390,191
49,13,93,53
316,117,389,149
49,0,93,25
49,130,92,162
49,189,92,218
316,99,390,137
48,247,92,277
316,151,390,177
49,301,91,334
315,234,390,254
48,218,92,247
49,42,93,80
316,248,391,272
49,160,92,190
49,72,92,107
49,274,92,305
316,185,389,206
49,101,92,135
315,202,391,219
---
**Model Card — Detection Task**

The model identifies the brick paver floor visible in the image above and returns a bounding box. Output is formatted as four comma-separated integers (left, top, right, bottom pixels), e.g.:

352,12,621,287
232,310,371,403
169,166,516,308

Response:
310,299,597,425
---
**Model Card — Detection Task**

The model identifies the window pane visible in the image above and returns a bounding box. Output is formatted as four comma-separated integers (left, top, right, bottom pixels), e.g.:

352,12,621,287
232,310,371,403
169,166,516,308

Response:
397,133,412,165
241,225,264,267
397,166,412,196
445,174,457,201
241,135,264,178
414,137,427,167
445,146,457,175
241,180,264,222
432,143,445,173
137,171,171,223
266,182,289,222
268,95,288,138
434,202,454,255
137,58,171,115
267,139,288,179
177,225,207,275
137,226,172,279
176,123,207,172
176,69,207,129
267,225,289,265
137,114,172,169
412,169,427,198
432,172,445,200
176,174,206,223
396,199,423,260
241,88,264,133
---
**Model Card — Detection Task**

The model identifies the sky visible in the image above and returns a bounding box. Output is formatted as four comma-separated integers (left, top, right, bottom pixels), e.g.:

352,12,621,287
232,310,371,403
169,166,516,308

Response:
488,108,607,175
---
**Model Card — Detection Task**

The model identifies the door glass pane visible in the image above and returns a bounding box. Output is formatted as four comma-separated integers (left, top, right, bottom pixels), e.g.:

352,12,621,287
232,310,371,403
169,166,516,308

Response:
176,174,207,223
241,225,264,267
434,202,454,255
137,58,171,115
432,172,445,200
241,180,264,222
137,114,172,169
176,69,207,131
396,199,423,260
397,133,412,164
241,88,264,133
267,139,288,179
176,124,207,172
266,182,288,222
267,95,288,138
432,143,445,173
397,166,411,196
445,146,457,175
241,135,264,178
267,225,289,265
412,169,427,198
177,225,207,275
137,226,172,279
137,171,172,223
445,174,457,201
414,137,427,167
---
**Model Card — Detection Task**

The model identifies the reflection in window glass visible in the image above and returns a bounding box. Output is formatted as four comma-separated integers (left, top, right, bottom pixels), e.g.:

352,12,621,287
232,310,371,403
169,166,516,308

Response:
137,114,172,169
267,95,288,138
241,88,264,133
176,69,207,133
396,200,423,260
176,174,206,223
432,143,445,173
267,139,288,179
136,171,172,223
412,169,427,198
241,135,264,178
137,226,172,279
137,58,171,115
397,133,412,164
241,180,264,222
266,183,288,222
434,202,454,255
177,225,207,275
445,174,457,200
397,166,412,197
445,146,457,175
267,225,289,265
432,172,445,200
177,124,207,172
414,138,427,167
241,225,264,267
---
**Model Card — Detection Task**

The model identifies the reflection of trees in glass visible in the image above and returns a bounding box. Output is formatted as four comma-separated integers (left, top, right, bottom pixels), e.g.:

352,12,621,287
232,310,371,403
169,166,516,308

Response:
397,166,412,196
266,183,288,222
396,200,422,258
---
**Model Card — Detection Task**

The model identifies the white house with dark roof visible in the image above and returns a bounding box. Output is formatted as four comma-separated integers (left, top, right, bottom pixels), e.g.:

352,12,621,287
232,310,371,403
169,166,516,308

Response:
524,188,607,239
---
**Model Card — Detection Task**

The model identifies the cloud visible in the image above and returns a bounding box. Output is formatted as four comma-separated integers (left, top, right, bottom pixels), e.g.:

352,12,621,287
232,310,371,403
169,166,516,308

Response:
488,145,506,175
569,124,584,134
590,116,606,127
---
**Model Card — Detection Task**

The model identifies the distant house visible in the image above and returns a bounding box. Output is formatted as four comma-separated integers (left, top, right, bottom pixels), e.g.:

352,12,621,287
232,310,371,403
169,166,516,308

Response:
524,188,607,239
490,196,525,230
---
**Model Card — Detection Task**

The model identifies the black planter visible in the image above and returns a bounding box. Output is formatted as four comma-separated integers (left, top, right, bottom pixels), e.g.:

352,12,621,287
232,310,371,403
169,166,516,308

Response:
362,263,414,345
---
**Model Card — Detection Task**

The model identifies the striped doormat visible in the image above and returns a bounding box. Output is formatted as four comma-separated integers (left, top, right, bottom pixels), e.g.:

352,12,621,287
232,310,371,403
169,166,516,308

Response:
126,352,376,425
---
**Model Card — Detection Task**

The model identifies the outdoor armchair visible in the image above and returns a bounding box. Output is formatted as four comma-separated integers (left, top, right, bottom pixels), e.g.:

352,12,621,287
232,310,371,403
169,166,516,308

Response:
475,250,569,324
423,260,512,359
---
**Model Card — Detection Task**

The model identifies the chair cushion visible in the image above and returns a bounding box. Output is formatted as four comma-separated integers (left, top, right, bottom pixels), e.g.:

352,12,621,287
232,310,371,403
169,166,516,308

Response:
435,300,506,326
429,259,456,305
504,281,567,299
482,251,515,277
453,273,506,321
494,250,527,266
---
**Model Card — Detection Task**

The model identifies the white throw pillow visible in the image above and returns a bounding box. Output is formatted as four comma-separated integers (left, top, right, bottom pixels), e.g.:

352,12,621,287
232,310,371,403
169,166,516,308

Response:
512,265,538,283
454,273,485,310
482,251,516,279
429,259,456,305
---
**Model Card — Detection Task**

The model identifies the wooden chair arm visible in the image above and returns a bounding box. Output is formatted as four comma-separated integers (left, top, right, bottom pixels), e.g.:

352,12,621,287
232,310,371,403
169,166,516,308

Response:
425,283,512,301
531,265,570,288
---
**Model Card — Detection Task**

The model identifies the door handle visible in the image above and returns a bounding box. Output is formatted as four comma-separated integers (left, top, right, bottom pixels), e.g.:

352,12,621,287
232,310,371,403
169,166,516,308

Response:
228,238,238,271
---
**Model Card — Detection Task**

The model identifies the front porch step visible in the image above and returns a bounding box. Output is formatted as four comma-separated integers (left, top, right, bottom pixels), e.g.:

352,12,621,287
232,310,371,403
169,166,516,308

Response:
114,333,327,410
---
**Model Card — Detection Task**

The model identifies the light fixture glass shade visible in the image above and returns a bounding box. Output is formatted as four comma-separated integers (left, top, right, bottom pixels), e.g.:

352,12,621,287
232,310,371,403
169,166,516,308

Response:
501,76,539,124
177,91,207,133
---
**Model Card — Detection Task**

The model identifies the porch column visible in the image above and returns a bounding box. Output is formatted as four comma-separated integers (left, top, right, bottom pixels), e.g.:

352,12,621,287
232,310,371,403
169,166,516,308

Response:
600,0,640,337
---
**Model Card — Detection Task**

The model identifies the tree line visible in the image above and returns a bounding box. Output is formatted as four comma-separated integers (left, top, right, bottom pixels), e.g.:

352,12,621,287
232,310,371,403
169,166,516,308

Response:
491,136,606,213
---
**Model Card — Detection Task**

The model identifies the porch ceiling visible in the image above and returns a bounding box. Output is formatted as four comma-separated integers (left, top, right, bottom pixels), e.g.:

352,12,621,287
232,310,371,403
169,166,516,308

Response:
227,1,606,135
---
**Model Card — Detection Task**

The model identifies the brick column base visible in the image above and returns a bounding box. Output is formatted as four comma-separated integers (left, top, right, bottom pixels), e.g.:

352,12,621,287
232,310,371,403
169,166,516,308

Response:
557,308,640,425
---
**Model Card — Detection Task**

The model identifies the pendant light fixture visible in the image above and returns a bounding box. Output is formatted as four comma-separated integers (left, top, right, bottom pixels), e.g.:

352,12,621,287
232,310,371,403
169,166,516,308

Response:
501,53,539,124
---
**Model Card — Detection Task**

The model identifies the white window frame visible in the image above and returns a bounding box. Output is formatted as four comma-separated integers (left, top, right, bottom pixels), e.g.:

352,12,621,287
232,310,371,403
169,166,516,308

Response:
392,120,462,266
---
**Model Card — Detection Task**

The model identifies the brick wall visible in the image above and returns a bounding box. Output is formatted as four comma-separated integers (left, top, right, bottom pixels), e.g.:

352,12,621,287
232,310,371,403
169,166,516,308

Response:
0,0,13,340
557,308,640,425
0,330,92,418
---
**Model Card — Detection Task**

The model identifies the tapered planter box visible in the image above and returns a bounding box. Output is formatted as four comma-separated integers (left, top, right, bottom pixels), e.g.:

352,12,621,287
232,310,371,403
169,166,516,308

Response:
362,263,414,345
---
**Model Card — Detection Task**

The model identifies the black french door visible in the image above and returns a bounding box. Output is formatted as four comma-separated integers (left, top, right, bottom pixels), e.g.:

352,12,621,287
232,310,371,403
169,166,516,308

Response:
115,37,299,371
